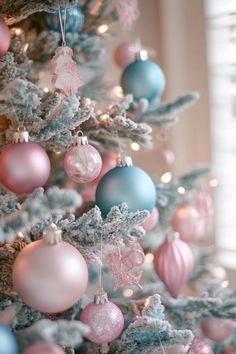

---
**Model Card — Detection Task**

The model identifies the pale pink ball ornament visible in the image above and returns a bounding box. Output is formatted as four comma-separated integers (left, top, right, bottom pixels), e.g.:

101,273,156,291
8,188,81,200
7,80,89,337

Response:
154,232,194,298
22,342,65,354
201,318,234,342
114,40,141,69
0,131,50,194
170,204,205,243
142,207,159,232
0,18,10,58
189,337,213,354
80,290,124,345
13,224,88,313
64,135,102,183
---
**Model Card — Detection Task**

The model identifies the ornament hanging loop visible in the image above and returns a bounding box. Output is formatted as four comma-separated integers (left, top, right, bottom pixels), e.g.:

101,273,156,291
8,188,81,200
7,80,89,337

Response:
58,4,67,46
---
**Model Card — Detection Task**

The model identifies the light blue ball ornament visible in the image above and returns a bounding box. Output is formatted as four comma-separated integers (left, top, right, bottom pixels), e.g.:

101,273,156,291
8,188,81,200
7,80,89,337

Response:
0,324,19,354
44,4,84,33
121,51,165,102
96,157,156,217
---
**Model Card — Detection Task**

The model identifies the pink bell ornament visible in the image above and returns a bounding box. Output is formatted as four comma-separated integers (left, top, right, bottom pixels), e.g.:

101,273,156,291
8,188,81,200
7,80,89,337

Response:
188,337,213,354
154,232,194,298
201,318,234,342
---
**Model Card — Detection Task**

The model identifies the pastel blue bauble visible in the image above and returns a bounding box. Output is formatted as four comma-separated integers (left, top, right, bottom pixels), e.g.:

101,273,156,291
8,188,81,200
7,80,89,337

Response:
121,59,166,101
96,165,156,217
0,324,19,354
44,5,84,33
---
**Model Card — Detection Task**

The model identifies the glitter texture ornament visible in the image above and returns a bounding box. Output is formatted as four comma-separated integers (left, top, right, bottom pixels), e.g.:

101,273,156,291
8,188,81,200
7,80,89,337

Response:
141,206,159,232
154,233,194,298
189,337,213,354
80,291,124,345
64,135,102,184
22,342,65,354
0,324,19,354
96,156,156,217
13,224,88,313
114,40,141,69
201,318,234,342
0,131,50,194
0,19,10,58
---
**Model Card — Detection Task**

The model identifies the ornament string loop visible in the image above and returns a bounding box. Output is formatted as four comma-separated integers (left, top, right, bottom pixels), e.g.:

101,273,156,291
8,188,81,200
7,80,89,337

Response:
58,4,67,46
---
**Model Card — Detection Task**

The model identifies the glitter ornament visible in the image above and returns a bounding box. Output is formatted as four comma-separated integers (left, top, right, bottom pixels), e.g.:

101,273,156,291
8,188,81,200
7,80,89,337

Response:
0,19,10,58
170,204,205,243
80,290,124,345
0,324,19,354
96,156,156,217
189,337,213,354
22,342,65,354
64,135,102,183
141,207,159,232
154,233,194,298
0,131,50,194
114,40,141,69
201,318,234,342
13,224,88,313
121,50,165,102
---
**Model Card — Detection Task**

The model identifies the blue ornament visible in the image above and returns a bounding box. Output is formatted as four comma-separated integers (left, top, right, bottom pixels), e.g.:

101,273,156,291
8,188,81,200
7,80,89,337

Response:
0,324,19,354
121,58,165,102
96,163,156,217
44,5,84,33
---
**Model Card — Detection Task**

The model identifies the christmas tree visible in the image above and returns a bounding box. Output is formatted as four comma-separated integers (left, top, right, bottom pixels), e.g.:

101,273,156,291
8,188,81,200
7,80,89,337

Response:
0,1,235,354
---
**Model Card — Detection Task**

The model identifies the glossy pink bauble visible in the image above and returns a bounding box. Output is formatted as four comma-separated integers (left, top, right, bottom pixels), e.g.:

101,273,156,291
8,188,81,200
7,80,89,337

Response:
189,337,213,354
0,142,51,194
0,19,10,58
64,144,102,183
142,207,159,232
154,237,194,298
13,240,88,313
22,342,65,354
155,345,188,354
114,40,140,69
170,204,205,243
80,301,124,344
201,318,234,342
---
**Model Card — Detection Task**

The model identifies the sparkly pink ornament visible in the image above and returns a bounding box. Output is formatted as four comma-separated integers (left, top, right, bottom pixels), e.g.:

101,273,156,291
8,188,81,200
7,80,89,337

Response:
13,224,88,313
0,19,10,58
116,0,139,29
64,135,102,184
0,131,50,194
201,318,234,342
170,204,205,243
114,40,141,69
154,234,194,298
51,46,83,97
80,292,124,345
155,345,188,354
142,207,159,232
194,184,214,232
22,342,65,354
189,337,213,354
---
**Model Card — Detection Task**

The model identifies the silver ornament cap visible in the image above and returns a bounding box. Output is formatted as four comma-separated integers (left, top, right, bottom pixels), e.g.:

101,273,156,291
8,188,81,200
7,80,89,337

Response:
117,155,133,167
43,223,62,245
13,130,29,143
94,288,109,305
135,49,148,61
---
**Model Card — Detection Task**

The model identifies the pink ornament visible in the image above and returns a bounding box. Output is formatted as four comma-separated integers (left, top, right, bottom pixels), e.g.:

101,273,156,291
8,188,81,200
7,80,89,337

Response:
114,40,141,69
13,224,88,313
22,342,65,354
51,46,83,97
170,204,205,243
160,148,175,167
154,235,194,298
201,318,234,342
0,132,50,194
92,150,118,185
0,305,17,325
0,19,10,58
194,184,214,232
64,136,102,184
80,300,124,344
189,337,213,354
155,345,188,354
142,207,159,232
116,0,139,29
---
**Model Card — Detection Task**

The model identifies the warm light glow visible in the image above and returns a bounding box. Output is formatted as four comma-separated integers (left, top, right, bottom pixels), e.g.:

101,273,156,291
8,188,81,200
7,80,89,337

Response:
83,97,91,106
123,289,134,297
221,280,229,288
145,253,154,263
14,28,22,35
209,178,219,188
144,298,150,307
17,232,24,239
43,87,49,93
97,24,109,34
161,172,172,183
112,86,123,98
177,186,186,194
23,43,29,53
100,113,109,122
53,150,62,156
131,142,140,151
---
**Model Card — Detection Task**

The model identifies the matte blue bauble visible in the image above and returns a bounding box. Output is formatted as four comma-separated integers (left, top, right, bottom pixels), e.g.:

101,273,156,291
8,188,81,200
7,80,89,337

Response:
0,324,19,354
44,5,84,33
96,165,156,217
121,59,165,101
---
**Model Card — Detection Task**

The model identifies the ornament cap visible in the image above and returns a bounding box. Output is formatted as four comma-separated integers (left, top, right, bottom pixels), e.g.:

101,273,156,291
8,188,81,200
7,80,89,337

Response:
94,288,109,304
166,228,180,242
74,134,88,146
117,156,133,167
135,49,148,61
43,223,62,245
13,130,29,143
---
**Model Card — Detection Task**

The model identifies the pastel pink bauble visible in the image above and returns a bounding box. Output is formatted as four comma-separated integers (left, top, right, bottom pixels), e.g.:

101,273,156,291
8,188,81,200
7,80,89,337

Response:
13,240,88,313
92,150,118,185
154,237,194,298
0,19,10,58
22,342,65,354
80,301,124,344
189,337,213,354
170,204,205,243
160,147,175,167
142,207,159,232
194,185,214,232
201,318,234,342
155,345,188,354
114,40,140,69
64,143,102,183
0,141,51,194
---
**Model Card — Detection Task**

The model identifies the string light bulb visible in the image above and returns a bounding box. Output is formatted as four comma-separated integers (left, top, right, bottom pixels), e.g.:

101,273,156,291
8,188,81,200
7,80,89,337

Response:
131,142,140,151
97,24,109,34
161,172,172,183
